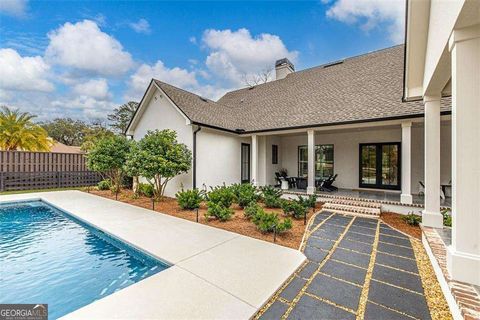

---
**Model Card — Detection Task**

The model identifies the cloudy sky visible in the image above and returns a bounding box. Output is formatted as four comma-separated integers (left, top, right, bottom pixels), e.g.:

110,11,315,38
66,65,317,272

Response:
0,0,405,121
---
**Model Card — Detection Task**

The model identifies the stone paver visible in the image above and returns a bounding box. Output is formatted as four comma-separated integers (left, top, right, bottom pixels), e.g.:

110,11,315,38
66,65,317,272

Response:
256,211,437,320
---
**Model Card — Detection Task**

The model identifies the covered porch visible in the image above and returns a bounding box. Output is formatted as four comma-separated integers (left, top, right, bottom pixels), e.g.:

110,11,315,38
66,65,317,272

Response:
245,117,452,208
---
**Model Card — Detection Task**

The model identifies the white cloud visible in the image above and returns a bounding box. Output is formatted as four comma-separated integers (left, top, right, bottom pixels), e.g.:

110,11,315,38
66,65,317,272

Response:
45,20,134,76
202,28,298,85
129,18,151,34
51,96,115,119
127,60,198,100
0,0,28,17
326,0,405,43
72,78,111,100
0,48,54,92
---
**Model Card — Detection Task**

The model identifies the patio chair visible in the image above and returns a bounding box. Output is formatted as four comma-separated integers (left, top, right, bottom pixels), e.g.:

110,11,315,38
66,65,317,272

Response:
320,174,338,192
418,181,445,199
274,172,282,187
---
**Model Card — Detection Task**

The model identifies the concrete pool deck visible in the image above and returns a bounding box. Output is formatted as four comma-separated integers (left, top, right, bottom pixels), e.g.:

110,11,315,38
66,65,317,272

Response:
0,191,305,319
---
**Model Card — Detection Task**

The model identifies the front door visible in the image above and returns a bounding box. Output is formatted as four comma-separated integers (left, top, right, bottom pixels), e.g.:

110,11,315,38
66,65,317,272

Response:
241,143,250,183
359,142,401,190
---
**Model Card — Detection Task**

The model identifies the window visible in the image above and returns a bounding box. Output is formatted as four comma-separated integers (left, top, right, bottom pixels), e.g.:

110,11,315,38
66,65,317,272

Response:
298,145,334,178
272,145,278,164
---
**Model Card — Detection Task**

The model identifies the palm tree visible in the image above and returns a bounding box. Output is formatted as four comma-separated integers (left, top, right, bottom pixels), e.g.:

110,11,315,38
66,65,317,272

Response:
0,106,52,151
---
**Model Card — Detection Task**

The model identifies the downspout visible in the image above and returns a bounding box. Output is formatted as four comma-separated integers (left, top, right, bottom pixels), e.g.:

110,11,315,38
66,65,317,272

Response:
192,126,202,189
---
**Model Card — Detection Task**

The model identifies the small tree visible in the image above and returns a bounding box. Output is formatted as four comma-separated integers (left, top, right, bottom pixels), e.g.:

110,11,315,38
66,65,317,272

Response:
125,130,192,200
86,135,131,193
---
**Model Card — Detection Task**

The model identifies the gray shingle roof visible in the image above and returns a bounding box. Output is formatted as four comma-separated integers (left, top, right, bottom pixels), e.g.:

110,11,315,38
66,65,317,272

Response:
154,45,451,133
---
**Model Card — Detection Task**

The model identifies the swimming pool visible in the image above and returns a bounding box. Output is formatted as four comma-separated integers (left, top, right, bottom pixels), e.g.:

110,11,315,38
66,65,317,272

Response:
0,200,169,319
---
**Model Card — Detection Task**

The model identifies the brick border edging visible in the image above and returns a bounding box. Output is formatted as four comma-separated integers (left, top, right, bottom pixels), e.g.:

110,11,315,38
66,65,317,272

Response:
422,226,480,320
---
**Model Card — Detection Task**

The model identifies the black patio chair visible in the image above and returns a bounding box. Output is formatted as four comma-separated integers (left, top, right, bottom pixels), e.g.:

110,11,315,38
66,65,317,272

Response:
274,172,282,187
320,174,338,192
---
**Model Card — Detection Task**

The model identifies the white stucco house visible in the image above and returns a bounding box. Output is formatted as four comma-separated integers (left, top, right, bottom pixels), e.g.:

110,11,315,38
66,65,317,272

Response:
404,0,479,288
126,45,452,206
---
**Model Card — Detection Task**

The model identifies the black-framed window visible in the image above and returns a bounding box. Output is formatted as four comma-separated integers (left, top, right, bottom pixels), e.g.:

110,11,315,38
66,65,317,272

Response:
241,143,250,183
298,144,334,178
359,142,401,190
272,145,278,164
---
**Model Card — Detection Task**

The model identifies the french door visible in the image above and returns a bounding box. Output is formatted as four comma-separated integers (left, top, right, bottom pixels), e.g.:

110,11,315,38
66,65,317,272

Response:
241,143,250,183
359,142,401,190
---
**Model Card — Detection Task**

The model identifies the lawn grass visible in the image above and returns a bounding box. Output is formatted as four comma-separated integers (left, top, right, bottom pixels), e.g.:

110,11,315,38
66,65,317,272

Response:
0,187,84,195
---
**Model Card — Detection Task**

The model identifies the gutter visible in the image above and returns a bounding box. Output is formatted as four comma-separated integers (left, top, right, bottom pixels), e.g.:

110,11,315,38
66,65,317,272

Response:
192,126,202,189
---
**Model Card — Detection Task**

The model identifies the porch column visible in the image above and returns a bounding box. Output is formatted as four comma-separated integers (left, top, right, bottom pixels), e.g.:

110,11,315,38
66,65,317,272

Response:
307,129,315,194
422,95,443,228
401,122,413,204
251,134,258,186
447,25,480,286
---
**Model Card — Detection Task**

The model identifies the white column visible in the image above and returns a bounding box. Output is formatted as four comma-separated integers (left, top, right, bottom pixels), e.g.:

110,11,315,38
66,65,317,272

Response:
401,122,413,204
258,136,267,186
422,95,443,228
447,25,480,286
251,134,258,186
307,130,315,194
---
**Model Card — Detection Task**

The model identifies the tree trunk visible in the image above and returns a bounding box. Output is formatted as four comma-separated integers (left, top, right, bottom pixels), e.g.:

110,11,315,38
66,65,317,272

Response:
132,176,139,194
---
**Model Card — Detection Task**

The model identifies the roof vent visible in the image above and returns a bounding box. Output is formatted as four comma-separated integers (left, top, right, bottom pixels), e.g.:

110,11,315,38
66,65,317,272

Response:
199,97,208,102
323,60,344,68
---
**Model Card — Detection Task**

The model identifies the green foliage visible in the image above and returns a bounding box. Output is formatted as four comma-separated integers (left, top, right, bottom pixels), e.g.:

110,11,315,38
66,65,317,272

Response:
260,185,283,198
176,188,204,210
282,199,308,219
0,106,52,151
87,135,131,192
261,185,283,208
231,183,258,208
124,129,192,200
80,122,115,152
252,209,292,233
97,180,111,190
138,183,154,198
107,101,139,134
41,117,87,146
205,202,234,221
297,195,317,209
403,212,421,226
207,185,235,208
244,202,262,219
441,208,452,227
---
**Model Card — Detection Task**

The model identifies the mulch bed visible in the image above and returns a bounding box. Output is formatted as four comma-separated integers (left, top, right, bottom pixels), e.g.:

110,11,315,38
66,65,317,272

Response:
380,212,422,239
85,189,322,249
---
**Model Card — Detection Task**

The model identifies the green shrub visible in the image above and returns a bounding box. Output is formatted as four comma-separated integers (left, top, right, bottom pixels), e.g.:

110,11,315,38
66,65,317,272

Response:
297,195,317,209
176,188,204,210
231,183,258,208
244,202,262,219
264,194,282,208
260,185,283,198
441,208,452,227
97,180,111,191
261,185,283,208
207,185,235,208
403,212,421,226
205,202,234,221
282,199,308,219
138,183,154,198
252,209,292,233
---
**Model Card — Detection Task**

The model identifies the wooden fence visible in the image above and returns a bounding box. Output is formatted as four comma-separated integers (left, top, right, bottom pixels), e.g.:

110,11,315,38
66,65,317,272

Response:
0,151,89,173
0,151,102,191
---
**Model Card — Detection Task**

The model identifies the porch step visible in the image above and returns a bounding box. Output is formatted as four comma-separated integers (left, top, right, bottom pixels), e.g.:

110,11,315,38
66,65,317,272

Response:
327,199,382,209
321,200,381,219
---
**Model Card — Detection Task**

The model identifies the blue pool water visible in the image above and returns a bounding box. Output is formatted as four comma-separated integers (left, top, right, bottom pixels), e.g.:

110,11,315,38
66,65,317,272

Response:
0,200,169,319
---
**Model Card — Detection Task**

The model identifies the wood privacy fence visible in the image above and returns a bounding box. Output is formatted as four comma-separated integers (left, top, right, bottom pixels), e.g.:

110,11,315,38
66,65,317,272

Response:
0,151,102,191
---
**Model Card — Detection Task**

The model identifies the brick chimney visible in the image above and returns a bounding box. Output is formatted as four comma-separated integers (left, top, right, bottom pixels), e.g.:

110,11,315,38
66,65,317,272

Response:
275,58,294,80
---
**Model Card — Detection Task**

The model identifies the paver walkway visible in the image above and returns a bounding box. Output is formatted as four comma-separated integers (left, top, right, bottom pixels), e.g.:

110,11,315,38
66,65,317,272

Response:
258,211,433,320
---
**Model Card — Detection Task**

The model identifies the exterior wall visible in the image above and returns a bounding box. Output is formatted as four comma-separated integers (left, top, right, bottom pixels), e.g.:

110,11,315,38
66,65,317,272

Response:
276,123,451,194
132,88,193,197
196,128,248,189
